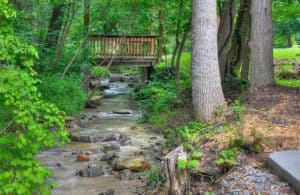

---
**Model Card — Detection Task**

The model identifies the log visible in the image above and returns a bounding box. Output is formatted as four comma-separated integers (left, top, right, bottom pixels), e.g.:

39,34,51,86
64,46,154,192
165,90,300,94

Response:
163,146,188,195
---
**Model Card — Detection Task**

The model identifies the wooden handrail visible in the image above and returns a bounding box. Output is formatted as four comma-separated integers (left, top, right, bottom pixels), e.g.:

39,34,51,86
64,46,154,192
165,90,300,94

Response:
89,35,157,58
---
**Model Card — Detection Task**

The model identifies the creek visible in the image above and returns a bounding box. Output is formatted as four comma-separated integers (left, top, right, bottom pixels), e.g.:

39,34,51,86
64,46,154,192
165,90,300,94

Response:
37,75,164,195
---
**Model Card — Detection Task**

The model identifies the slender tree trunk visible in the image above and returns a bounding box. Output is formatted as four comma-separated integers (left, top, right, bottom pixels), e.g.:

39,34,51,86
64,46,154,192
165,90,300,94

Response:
52,1,75,68
241,44,250,81
44,3,66,49
150,7,155,35
228,0,251,76
192,0,225,121
175,30,189,96
240,0,251,81
287,35,293,48
250,0,274,91
217,0,236,81
158,10,164,60
83,0,90,59
171,0,184,67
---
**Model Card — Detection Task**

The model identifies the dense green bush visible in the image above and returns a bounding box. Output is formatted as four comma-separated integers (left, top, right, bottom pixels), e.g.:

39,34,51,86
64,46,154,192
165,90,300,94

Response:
91,66,111,78
166,122,219,150
133,65,192,129
134,80,178,128
38,74,87,115
0,2,68,193
141,166,165,188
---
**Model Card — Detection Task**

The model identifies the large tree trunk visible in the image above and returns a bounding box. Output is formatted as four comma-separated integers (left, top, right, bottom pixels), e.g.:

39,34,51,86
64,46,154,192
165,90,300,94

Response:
217,0,237,81
192,0,225,121
250,0,274,91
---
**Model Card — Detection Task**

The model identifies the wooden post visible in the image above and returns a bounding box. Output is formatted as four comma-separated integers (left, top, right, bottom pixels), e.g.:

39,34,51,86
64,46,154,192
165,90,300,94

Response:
141,67,148,84
81,67,90,92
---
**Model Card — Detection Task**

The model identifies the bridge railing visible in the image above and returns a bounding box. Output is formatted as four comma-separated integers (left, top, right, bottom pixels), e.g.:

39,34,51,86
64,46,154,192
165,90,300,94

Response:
89,35,157,59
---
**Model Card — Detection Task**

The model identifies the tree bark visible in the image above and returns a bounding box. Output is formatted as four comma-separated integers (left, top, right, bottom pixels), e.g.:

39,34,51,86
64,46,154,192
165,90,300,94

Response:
228,0,250,77
44,3,66,49
51,1,75,68
240,0,251,81
192,0,225,121
217,0,237,81
83,0,90,60
250,0,274,91
171,0,184,67
175,30,189,96
158,10,164,60
163,146,188,195
287,35,293,48
241,44,250,81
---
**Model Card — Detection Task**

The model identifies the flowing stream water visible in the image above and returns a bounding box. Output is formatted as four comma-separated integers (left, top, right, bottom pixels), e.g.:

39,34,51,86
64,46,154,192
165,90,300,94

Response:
37,77,164,195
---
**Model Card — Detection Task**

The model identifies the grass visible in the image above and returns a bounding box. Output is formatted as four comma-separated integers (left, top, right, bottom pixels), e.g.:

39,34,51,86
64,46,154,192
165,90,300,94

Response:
274,48,300,88
275,78,300,88
158,49,300,89
273,47,300,60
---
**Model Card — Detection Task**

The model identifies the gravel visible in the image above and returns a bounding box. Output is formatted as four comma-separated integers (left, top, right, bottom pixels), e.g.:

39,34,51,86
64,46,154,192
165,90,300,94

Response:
217,165,294,194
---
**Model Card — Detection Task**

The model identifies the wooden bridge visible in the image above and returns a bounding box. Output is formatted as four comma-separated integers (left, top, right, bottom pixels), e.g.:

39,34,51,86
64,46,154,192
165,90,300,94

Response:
89,35,158,67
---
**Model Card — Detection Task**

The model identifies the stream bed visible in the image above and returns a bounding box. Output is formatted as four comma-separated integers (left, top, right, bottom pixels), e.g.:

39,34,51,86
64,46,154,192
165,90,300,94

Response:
37,76,165,195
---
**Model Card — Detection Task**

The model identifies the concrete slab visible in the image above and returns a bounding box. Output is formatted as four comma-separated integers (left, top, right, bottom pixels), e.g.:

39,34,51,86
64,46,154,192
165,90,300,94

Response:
268,150,300,193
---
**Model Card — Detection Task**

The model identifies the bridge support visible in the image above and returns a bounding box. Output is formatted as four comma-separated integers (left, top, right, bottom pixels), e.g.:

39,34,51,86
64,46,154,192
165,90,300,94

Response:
140,64,154,84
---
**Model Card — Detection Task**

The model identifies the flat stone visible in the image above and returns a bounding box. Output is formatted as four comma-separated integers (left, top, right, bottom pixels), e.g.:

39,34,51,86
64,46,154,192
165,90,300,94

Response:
268,150,300,192
112,110,132,114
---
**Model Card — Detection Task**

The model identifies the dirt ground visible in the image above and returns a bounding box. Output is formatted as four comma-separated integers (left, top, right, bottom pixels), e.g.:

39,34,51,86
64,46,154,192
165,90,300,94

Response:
191,85,300,194
244,86,300,153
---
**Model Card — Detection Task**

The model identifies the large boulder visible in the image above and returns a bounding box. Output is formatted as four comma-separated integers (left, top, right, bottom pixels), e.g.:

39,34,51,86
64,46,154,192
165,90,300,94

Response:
114,156,151,172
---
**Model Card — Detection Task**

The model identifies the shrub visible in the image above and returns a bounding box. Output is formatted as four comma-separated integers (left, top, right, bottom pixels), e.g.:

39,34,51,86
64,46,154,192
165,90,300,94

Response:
215,148,239,169
0,3,68,193
230,100,246,122
38,74,87,115
224,75,249,94
178,159,200,170
166,122,219,150
134,80,178,128
142,166,165,188
91,66,111,78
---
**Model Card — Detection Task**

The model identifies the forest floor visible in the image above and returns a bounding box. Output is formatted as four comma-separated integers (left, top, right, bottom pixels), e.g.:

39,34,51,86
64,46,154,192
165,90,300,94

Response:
191,85,299,194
